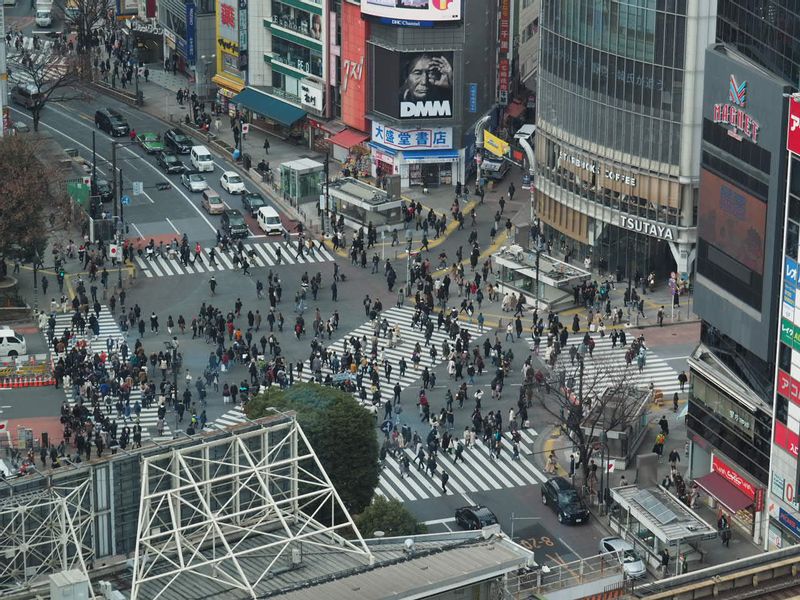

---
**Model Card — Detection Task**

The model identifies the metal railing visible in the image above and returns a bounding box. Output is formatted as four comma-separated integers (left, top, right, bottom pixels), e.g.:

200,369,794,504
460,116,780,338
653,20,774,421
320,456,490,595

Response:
505,553,626,598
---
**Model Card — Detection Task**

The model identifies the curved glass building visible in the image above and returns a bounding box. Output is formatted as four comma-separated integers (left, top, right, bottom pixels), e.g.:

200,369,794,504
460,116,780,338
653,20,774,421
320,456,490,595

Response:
534,0,717,278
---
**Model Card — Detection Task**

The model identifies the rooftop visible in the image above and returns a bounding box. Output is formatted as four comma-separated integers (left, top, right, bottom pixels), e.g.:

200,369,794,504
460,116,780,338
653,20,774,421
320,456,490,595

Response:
328,177,396,205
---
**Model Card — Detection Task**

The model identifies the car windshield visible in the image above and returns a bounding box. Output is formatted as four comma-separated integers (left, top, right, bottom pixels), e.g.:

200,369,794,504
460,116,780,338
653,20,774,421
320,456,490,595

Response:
227,175,242,184
229,215,245,225
190,175,204,182
173,132,189,143
209,197,222,204
96,181,110,191
110,118,124,126
248,195,265,205
622,549,640,563
558,490,580,505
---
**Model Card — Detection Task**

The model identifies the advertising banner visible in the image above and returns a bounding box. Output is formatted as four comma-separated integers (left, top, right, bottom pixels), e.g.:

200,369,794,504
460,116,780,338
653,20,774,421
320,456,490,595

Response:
483,130,509,157
788,97,800,156
775,420,800,458
373,47,454,120
361,0,461,22
712,455,756,500
371,121,452,150
185,2,196,65
498,0,510,53
498,58,509,92
341,1,368,132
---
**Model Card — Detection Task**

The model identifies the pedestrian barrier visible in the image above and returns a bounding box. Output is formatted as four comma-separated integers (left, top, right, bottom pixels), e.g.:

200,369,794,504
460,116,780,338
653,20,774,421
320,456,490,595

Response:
0,355,56,388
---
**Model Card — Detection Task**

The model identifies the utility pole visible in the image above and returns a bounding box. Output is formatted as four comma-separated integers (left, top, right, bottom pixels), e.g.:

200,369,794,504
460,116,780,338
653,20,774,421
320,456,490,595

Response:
111,141,118,220
117,167,124,289
322,152,330,235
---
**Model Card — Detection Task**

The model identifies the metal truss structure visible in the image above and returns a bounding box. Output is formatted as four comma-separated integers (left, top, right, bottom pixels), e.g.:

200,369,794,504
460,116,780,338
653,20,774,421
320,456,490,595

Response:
131,417,373,600
0,481,96,597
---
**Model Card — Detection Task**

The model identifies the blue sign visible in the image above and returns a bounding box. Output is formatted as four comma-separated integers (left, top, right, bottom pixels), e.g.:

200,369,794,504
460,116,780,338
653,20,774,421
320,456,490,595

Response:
779,508,800,539
467,83,478,113
378,17,434,27
185,2,196,65
786,257,798,286
121,195,131,206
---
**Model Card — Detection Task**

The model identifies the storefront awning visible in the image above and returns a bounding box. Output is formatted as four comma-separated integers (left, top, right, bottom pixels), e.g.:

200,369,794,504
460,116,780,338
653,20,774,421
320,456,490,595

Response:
694,472,753,513
402,149,459,164
328,128,369,149
232,88,306,127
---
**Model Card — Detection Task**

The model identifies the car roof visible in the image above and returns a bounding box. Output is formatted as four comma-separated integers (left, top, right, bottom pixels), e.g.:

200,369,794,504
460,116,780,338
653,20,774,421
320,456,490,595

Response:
225,208,244,216
224,170,239,177
601,537,633,551
549,476,574,490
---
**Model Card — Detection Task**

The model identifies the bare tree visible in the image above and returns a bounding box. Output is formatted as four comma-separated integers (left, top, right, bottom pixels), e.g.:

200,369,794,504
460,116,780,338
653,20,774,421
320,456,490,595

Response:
11,48,81,131
540,347,646,486
55,0,109,79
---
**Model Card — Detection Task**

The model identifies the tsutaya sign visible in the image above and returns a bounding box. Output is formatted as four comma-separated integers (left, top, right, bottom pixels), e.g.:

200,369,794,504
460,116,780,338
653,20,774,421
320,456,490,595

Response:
619,215,675,241
713,74,761,144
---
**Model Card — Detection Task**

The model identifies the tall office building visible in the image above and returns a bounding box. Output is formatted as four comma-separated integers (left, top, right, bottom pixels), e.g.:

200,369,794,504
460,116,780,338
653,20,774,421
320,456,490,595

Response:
687,0,799,548
534,1,716,281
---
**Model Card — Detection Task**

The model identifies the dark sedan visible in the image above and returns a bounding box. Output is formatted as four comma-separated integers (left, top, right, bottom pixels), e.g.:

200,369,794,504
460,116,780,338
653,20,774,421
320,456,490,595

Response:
157,151,185,174
242,191,267,216
164,128,192,154
541,477,590,525
454,505,498,530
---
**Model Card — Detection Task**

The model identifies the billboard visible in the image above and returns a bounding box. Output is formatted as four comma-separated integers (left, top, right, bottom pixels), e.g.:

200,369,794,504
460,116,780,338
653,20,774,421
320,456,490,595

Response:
698,168,767,275
789,97,800,156
341,1,368,132
361,0,461,22
371,121,452,150
373,47,454,120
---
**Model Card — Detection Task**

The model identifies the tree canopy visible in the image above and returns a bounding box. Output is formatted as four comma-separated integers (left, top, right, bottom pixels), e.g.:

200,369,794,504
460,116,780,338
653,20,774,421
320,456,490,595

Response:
0,136,55,261
246,383,380,514
355,497,427,538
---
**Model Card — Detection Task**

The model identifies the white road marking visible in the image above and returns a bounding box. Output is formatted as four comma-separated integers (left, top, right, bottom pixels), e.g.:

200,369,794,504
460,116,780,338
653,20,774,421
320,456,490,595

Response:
165,218,181,234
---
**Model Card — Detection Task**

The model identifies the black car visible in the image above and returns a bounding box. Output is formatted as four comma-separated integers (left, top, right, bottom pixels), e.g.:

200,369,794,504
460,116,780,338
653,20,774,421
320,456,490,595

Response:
541,477,590,525
164,128,192,154
221,209,249,239
242,191,267,216
157,151,185,174
92,178,113,203
454,505,498,530
95,108,129,137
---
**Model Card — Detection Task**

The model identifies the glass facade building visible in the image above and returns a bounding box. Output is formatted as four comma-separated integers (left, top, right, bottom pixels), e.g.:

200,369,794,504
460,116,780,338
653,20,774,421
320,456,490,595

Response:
534,0,712,280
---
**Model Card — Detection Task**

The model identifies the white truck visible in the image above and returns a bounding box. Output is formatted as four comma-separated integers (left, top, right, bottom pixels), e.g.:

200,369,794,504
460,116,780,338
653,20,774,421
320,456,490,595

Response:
35,0,53,27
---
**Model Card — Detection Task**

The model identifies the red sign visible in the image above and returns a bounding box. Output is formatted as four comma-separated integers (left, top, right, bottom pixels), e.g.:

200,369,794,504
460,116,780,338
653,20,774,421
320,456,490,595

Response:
340,1,368,133
498,0,510,53
220,3,235,28
712,455,755,500
775,420,800,459
754,487,765,512
778,369,800,406
498,59,509,93
789,98,800,156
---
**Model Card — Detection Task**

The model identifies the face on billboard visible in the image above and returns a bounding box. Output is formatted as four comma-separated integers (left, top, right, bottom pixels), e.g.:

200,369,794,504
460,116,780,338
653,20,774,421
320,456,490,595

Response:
361,0,461,22
374,48,455,119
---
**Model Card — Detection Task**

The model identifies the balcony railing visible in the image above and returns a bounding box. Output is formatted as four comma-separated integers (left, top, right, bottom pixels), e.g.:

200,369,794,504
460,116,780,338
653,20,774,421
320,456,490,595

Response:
270,52,322,77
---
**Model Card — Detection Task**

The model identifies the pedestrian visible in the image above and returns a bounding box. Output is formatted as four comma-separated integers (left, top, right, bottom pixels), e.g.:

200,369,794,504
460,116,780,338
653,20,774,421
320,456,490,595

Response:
441,471,449,494
210,276,217,295
678,370,688,392
657,305,664,326
679,554,688,574
660,549,670,577
668,448,680,470
263,137,270,154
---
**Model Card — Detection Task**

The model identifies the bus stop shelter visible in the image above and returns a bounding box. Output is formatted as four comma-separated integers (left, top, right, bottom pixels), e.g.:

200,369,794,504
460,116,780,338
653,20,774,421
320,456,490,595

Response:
610,485,717,575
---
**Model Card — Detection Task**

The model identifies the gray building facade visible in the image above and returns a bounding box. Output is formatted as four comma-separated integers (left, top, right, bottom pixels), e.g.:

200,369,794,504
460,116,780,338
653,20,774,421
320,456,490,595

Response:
534,0,717,279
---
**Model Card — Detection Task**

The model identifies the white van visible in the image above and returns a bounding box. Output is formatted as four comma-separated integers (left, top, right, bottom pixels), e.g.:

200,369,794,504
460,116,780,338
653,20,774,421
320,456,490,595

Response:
0,328,27,357
256,206,284,235
513,124,536,146
190,145,214,172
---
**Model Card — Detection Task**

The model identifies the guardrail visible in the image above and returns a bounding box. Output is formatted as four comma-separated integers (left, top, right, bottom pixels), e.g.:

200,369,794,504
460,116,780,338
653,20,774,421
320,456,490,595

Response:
0,354,55,388
505,553,626,599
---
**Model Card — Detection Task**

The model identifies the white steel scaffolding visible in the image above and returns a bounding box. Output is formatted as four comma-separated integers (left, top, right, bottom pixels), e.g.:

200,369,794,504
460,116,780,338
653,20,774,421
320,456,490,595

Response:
130,417,373,600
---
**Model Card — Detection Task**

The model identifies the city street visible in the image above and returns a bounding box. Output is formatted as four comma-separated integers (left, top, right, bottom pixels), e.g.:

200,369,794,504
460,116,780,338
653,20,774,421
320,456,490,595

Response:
1,60,701,573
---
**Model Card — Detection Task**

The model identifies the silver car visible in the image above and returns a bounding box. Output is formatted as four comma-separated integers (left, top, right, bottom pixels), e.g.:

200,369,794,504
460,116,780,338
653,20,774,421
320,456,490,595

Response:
598,537,647,579
182,172,208,193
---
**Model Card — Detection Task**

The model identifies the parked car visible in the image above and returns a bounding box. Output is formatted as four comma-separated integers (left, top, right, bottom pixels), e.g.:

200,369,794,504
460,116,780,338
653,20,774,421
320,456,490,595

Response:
242,191,267,216
157,151,185,174
181,171,208,192
220,170,246,194
221,208,249,238
454,505,498,530
541,477,590,525
137,132,166,154
598,537,647,579
164,128,192,154
0,328,27,357
94,108,129,137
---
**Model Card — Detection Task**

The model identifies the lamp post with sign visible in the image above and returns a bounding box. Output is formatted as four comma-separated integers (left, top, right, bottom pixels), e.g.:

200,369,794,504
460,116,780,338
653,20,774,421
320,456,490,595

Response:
473,115,491,190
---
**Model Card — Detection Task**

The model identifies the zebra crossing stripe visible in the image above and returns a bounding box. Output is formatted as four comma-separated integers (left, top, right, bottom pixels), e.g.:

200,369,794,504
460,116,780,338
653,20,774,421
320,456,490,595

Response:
251,244,274,266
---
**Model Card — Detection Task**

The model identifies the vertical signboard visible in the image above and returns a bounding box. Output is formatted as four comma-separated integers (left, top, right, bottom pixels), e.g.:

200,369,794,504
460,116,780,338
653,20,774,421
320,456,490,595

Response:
238,0,248,72
185,2,197,65
497,0,510,104
341,1,368,132
788,97,800,156
499,0,510,53
467,83,478,113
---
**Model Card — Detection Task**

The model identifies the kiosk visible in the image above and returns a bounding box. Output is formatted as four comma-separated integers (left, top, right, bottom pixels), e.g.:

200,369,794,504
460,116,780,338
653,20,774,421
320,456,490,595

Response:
327,178,404,234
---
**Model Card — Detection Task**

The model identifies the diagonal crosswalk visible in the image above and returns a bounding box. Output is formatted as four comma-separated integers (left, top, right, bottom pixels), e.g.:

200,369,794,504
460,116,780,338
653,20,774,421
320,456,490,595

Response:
51,307,172,442
7,39,71,86
133,241,335,278
537,331,683,395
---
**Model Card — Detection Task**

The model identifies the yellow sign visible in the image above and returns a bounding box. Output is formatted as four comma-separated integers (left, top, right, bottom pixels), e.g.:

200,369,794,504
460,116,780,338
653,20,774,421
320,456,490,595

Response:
484,130,509,157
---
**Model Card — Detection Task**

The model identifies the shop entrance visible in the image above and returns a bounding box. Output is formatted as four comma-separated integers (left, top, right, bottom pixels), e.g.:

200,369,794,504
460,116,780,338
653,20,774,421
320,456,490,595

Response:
409,162,453,187
595,224,675,282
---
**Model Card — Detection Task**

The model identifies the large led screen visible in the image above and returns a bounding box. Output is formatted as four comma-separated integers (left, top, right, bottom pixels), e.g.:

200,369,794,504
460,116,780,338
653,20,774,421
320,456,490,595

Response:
361,0,461,22
698,168,766,275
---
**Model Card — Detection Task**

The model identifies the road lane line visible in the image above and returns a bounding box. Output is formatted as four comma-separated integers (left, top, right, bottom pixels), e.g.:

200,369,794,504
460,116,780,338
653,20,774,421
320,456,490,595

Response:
165,218,181,234
130,223,145,239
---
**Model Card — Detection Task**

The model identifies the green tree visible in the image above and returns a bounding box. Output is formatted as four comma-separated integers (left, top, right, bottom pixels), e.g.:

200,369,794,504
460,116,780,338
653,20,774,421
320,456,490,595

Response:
0,136,59,262
246,383,380,514
355,497,427,537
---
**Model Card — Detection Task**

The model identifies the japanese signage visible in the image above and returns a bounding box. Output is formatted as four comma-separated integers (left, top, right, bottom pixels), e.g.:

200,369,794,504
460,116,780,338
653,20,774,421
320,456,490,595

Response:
789,98,800,155
372,123,452,150
772,473,799,511
712,455,756,500
498,58,509,93
185,2,196,65
483,130,509,157
218,0,238,43
713,74,761,144
341,1,368,132
300,79,324,112
619,215,675,241
775,420,799,458
467,83,478,113
371,121,452,150
360,0,461,22
238,0,248,53
779,508,800,538
499,0,510,53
